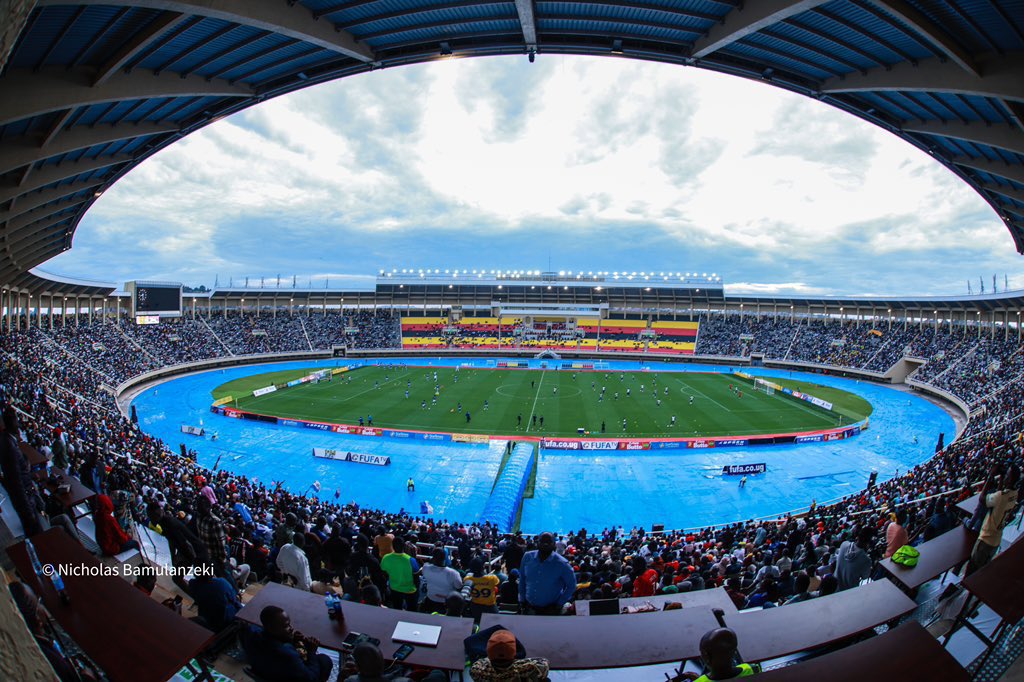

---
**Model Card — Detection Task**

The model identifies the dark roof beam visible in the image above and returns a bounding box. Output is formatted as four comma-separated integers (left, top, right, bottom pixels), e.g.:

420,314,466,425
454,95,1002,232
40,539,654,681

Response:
940,0,998,54
905,121,1024,156
358,16,519,42
727,39,841,77
3,211,78,249
980,0,1024,46
229,46,323,84
0,122,178,175
1,179,103,217
96,11,189,85
4,198,85,234
180,30,270,78
812,7,916,64
556,1,719,23
856,0,978,76
205,38,300,80
902,91,946,122
153,24,237,75
821,53,1024,102
954,93,986,122
69,7,132,69
691,0,829,59
156,96,200,123
1003,100,1024,134
313,1,381,21
0,68,252,128
759,28,863,72
0,155,130,204
983,183,1024,204
40,108,74,147
110,97,149,125
124,16,203,72
781,17,886,68
34,7,87,72
337,2,507,31
37,0,374,62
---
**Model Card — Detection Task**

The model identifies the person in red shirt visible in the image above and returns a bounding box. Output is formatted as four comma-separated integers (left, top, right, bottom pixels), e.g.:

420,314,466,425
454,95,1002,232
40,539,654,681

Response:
94,494,139,556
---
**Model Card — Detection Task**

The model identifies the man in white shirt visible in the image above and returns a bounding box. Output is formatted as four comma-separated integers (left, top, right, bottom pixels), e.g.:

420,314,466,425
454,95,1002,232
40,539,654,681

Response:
276,533,312,591
421,548,464,613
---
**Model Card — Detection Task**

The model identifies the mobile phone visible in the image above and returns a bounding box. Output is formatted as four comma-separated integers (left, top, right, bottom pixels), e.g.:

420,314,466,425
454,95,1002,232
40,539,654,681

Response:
342,632,362,649
393,644,415,661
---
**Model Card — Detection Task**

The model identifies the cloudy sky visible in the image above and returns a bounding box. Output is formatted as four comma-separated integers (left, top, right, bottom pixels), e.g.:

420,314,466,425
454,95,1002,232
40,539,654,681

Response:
43,55,1023,297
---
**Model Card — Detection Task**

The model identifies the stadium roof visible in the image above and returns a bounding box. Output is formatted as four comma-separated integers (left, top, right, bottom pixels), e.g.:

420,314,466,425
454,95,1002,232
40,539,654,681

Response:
2,0,1024,293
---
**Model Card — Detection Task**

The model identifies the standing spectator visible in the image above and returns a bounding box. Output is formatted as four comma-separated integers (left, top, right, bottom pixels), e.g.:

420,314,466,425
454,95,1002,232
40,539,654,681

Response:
421,548,463,613
50,428,69,474
967,464,1020,575
148,501,207,593
0,406,45,536
195,494,231,582
519,532,576,615
380,539,420,610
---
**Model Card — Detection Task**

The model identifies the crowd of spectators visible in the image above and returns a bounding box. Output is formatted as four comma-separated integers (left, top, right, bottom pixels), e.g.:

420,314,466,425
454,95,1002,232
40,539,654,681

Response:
3,309,1024,680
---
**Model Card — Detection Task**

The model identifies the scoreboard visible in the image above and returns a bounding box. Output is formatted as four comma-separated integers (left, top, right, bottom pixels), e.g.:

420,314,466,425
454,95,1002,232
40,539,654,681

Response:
126,281,182,318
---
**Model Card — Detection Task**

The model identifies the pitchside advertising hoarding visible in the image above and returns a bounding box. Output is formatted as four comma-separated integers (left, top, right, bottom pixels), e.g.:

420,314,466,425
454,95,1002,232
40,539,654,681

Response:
723,463,767,475
312,448,390,466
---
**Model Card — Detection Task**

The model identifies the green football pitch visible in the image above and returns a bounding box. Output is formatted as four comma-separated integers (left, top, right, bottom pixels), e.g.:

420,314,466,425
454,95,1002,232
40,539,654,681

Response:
212,366,872,439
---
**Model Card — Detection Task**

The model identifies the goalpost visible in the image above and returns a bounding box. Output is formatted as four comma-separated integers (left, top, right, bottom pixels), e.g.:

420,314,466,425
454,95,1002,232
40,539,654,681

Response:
753,377,776,396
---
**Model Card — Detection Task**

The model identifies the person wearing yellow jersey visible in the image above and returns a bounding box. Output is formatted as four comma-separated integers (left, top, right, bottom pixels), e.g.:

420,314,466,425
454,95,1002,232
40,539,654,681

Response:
674,628,759,681
464,557,500,621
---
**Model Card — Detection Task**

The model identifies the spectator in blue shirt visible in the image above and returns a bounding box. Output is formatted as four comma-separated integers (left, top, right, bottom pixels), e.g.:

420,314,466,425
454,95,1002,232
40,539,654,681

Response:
242,605,333,682
518,532,576,615
188,562,242,632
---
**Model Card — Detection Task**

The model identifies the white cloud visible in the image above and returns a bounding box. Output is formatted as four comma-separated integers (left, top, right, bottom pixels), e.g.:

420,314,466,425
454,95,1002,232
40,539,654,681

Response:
43,55,1019,295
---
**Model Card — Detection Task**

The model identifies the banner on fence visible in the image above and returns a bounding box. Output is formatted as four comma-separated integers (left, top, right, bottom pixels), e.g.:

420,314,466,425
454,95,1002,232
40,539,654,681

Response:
723,463,767,475
312,448,390,466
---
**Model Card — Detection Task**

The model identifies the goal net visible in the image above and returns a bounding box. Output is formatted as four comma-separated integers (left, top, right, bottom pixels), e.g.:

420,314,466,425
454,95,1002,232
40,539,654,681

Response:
753,378,776,396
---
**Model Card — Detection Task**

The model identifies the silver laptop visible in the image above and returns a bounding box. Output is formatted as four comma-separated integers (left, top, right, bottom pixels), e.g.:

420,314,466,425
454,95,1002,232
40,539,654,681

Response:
392,621,442,647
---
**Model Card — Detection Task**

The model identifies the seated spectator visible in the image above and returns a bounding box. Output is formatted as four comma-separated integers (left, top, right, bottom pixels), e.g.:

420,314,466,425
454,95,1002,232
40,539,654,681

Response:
831,528,873,591
677,627,760,681
783,572,814,605
884,510,909,558
343,642,414,681
93,494,140,556
465,556,501,620
277,533,313,591
10,582,98,681
469,630,549,681
188,561,242,632
498,569,520,608
242,605,333,682
815,574,839,598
